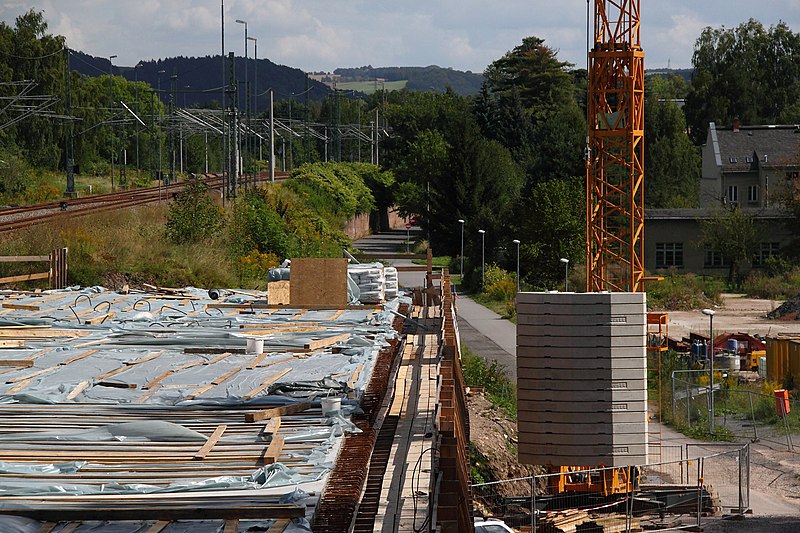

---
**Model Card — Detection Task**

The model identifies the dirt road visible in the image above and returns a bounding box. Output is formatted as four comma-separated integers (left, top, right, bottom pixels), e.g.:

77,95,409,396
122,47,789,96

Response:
665,294,800,340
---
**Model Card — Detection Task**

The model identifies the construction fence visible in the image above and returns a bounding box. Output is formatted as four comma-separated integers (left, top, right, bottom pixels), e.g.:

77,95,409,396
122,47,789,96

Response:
472,444,750,532
671,371,797,451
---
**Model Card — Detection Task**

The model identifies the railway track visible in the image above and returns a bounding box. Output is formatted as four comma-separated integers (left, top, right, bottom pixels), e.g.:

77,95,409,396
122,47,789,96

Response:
0,171,288,235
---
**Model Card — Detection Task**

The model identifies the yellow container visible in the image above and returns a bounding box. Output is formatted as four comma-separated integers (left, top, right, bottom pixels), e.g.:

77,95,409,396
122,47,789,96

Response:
767,338,792,382
750,350,766,372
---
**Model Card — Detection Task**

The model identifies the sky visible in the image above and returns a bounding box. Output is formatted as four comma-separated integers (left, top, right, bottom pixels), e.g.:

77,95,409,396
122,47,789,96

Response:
2,1,800,73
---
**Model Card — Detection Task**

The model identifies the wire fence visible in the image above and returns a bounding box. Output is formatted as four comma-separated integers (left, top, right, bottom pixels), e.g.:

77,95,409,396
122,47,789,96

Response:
670,371,797,451
472,444,750,532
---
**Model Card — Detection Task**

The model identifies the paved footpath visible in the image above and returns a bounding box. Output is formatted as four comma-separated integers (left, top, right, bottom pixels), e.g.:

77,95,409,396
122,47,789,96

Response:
353,230,518,380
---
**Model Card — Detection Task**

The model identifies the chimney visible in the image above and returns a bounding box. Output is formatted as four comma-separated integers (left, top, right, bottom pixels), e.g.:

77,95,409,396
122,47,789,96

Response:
732,117,741,132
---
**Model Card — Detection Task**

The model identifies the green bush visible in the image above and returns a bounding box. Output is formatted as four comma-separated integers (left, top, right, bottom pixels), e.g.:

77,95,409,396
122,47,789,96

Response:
646,273,724,310
483,264,516,301
742,265,800,299
165,182,223,244
285,162,375,219
462,345,516,419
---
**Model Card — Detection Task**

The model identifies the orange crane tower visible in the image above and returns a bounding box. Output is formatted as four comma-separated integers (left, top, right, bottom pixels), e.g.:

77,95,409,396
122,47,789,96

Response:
586,0,645,293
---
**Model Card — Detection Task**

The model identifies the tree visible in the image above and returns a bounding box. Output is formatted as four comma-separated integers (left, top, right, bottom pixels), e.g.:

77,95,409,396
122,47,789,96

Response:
644,75,701,207
685,19,800,143
483,36,575,118
700,206,762,284
512,177,584,290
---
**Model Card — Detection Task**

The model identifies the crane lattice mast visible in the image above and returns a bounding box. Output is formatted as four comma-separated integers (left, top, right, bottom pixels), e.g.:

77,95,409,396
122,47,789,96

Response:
586,0,645,292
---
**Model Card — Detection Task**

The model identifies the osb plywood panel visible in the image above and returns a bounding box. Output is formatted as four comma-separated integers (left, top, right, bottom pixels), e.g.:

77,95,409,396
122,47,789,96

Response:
268,281,291,305
290,258,348,307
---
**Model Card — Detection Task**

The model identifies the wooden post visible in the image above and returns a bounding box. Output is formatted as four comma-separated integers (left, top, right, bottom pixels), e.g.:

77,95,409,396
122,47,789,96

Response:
49,248,68,289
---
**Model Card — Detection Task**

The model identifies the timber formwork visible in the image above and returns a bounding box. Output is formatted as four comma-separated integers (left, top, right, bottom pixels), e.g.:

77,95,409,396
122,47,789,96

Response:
586,0,646,292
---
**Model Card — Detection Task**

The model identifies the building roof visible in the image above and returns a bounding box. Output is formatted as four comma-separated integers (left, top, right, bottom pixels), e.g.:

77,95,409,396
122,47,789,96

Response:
709,123,800,172
645,207,790,220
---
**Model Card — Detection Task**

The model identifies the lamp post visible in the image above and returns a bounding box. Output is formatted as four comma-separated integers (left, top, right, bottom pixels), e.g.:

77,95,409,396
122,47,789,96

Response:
478,229,486,290
235,19,248,187
702,308,716,433
108,54,117,191
458,219,465,278
560,258,569,291
513,239,521,293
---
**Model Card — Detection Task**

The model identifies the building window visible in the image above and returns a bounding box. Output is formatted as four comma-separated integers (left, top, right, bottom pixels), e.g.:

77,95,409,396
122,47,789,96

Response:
656,243,683,268
729,157,737,163
753,242,780,267
704,250,730,268
727,185,738,205
747,185,759,203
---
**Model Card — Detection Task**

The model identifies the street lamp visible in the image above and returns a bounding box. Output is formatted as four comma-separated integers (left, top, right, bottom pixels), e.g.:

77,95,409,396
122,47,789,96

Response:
109,54,117,191
458,219,465,278
702,308,716,433
559,258,569,291
478,229,486,290
513,239,521,293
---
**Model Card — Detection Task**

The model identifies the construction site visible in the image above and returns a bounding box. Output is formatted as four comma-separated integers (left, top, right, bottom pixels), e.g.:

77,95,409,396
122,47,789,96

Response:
2,1,800,533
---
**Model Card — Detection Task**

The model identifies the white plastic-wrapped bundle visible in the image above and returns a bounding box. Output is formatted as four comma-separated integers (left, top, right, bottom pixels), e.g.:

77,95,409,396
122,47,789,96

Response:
348,264,385,303
384,266,399,299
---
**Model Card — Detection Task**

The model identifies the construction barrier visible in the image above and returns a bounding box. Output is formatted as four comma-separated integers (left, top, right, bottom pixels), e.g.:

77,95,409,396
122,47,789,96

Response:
472,444,750,532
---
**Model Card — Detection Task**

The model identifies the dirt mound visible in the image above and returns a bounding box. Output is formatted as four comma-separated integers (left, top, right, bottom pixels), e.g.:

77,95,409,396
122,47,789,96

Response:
766,294,800,320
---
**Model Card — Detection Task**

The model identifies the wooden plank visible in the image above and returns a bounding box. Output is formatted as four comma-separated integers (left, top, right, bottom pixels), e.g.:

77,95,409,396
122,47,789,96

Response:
0,255,50,262
145,521,170,533
263,417,281,435
245,401,313,423
83,311,115,325
193,424,227,460
66,380,90,400
60,349,99,366
0,339,24,348
2,303,40,311
241,368,292,401
0,505,305,521
0,272,50,284
36,522,57,533
207,303,380,310
223,519,239,533
246,353,268,370
328,309,346,320
261,435,285,465
0,359,32,367
304,333,350,351
57,524,80,533
184,366,243,400
289,257,348,307
347,363,365,390
267,518,291,532
6,379,31,394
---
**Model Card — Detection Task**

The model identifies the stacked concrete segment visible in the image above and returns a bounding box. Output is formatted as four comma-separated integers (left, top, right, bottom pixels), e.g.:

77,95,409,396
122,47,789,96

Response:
516,292,648,466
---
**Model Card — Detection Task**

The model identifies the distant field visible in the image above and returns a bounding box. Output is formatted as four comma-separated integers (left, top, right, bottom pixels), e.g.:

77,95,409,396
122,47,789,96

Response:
337,80,408,94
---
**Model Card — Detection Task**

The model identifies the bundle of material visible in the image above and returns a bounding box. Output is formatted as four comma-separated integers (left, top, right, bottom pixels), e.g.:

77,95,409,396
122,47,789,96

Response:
348,264,385,304
384,267,399,300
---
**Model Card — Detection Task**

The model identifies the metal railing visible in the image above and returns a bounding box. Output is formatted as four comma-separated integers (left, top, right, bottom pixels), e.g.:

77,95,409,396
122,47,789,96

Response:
472,444,750,532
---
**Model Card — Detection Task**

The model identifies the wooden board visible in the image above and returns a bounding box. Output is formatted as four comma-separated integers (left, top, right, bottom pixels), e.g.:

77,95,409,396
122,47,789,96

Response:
289,257,348,307
267,281,290,305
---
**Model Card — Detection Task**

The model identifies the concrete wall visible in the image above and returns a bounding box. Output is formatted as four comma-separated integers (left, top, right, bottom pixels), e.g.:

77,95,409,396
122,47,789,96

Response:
516,292,648,467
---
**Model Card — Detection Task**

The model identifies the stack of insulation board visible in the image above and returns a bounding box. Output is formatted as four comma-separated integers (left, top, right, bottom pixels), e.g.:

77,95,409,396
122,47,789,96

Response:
516,292,648,467
384,267,399,300
348,264,385,303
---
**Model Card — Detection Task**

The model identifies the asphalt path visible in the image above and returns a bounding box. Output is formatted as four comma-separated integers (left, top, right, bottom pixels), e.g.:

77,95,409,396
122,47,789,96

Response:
353,229,518,380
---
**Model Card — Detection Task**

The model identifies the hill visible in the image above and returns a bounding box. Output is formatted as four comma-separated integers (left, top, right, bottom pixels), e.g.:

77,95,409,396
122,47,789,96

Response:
333,65,484,96
69,51,332,108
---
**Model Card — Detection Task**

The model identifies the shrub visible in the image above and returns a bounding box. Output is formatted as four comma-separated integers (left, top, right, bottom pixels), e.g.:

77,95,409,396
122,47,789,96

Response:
483,264,516,302
646,272,724,310
165,182,223,244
